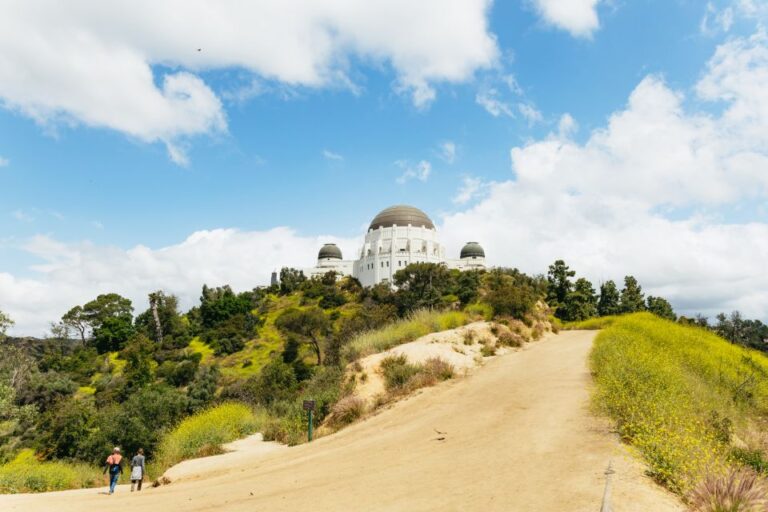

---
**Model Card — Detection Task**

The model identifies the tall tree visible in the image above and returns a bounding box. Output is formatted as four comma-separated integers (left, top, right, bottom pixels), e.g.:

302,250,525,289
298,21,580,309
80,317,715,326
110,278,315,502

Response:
560,278,598,321
0,310,13,341
597,281,621,316
148,291,164,344
392,263,453,314
278,268,307,295
81,294,135,353
275,307,330,365
646,296,676,321
546,260,575,310
619,276,645,314
62,306,89,345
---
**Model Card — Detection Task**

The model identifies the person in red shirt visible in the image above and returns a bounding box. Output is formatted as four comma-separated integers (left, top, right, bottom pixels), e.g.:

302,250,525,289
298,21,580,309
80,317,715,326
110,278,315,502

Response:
103,447,123,494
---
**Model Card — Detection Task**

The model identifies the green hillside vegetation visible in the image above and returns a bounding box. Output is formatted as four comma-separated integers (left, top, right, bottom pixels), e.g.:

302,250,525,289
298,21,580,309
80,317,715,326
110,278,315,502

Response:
590,313,768,498
0,263,549,492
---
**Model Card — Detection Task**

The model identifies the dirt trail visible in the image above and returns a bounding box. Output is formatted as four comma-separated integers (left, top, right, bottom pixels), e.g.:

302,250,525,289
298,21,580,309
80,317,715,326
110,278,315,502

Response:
0,330,682,512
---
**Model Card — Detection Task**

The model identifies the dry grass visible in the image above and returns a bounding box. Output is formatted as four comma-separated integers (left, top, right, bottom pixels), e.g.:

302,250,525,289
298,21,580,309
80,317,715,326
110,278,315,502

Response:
329,395,366,427
689,470,767,511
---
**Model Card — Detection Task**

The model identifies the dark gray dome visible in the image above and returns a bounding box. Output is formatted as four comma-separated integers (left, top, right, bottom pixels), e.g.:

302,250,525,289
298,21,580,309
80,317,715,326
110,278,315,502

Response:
460,242,485,259
369,205,435,231
318,243,342,260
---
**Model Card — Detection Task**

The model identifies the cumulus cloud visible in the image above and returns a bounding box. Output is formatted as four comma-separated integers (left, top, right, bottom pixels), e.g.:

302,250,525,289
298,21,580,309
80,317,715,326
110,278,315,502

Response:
396,160,432,184
531,0,602,38
0,229,360,336
441,31,768,321
0,1,498,162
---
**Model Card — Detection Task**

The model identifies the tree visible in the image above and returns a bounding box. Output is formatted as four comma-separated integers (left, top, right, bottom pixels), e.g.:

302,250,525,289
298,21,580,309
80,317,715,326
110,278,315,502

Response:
546,260,575,310
646,296,676,321
199,285,252,328
122,334,154,393
392,263,454,314
275,307,330,365
597,281,621,317
148,291,164,343
619,276,645,314
65,294,135,352
482,269,539,319
714,311,768,350
560,278,598,321
279,268,307,295
62,306,89,345
0,310,13,341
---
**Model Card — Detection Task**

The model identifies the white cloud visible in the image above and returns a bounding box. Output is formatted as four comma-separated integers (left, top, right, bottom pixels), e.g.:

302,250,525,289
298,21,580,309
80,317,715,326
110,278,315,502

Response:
439,142,457,164
11,210,34,223
322,149,344,161
396,160,432,184
0,156,8,167
452,176,489,204
440,31,768,322
476,88,515,117
518,103,544,125
0,229,360,336
531,0,602,38
0,1,498,162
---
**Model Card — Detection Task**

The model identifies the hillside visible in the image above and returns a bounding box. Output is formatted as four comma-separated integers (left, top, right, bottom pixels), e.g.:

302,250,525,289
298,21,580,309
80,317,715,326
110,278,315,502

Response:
590,313,768,502
0,330,682,512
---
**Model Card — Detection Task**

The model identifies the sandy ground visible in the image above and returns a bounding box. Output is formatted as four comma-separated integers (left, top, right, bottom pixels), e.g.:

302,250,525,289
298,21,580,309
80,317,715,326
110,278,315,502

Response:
0,330,683,512
352,321,508,402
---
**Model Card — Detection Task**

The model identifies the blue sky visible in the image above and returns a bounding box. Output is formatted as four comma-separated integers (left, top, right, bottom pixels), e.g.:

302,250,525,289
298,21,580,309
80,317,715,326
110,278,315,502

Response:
1,0,767,334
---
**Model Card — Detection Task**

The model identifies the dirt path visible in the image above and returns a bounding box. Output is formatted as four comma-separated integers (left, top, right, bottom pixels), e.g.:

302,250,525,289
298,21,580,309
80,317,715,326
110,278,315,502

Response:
0,330,682,511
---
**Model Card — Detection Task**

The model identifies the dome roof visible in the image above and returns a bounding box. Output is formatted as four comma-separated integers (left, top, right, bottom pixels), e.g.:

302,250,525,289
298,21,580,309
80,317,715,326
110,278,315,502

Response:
368,205,435,231
460,242,485,259
318,243,342,260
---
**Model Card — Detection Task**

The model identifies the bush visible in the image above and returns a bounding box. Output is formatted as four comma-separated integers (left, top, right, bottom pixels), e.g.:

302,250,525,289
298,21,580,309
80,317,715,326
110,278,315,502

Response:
422,357,454,381
689,470,767,512
156,403,264,471
480,343,496,357
380,354,422,392
590,313,768,495
497,331,523,348
0,449,102,493
464,302,493,321
329,395,366,427
344,310,468,362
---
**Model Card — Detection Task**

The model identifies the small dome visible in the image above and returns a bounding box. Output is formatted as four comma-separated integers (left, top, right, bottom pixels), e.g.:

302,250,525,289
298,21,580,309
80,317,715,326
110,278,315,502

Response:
318,243,342,260
369,205,435,231
460,242,485,259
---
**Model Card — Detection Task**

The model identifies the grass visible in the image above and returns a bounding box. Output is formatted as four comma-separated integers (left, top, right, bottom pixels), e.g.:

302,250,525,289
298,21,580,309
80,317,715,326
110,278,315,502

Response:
379,354,454,395
155,403,265,472
590,313,768,496
0,449,103,493
343,309,468,362
563,315,620,330
187,337,215,364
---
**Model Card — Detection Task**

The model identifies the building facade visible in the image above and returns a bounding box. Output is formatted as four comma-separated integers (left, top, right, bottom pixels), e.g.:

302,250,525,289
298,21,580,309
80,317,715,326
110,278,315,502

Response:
306,205,486,287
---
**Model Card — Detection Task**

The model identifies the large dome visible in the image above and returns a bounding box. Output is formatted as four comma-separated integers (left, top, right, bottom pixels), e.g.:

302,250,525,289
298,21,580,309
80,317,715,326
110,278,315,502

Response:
460,242,485,259
368,205,435,231
318,243,342,260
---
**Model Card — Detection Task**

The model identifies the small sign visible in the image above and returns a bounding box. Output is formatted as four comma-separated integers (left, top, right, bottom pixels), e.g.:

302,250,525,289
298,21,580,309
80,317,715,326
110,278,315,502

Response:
303,400,316,411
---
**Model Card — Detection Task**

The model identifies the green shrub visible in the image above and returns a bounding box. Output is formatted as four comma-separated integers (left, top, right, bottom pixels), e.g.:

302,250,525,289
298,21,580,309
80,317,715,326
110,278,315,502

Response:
380,354,422,392
0,450,102,493
464,302,493,321
590,313,768,495
156,403,264,471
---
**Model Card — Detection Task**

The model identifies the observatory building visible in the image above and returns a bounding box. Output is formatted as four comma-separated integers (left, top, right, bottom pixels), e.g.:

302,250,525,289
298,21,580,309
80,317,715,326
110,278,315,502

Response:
307,205,486,287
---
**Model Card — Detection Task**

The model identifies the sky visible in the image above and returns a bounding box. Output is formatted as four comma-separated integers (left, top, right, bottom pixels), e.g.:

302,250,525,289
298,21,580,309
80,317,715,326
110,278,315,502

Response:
1,0,768,335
